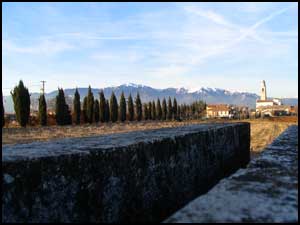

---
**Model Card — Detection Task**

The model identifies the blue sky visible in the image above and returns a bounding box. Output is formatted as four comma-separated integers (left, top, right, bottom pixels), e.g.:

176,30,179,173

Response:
2,2,298,98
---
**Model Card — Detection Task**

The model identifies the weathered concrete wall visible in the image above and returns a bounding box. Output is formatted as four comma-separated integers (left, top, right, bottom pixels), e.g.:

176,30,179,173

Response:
2,123,250,223
165,125,298,223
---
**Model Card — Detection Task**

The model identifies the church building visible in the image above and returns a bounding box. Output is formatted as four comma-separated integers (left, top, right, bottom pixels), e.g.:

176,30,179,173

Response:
255,80,292,117
256,80,282,109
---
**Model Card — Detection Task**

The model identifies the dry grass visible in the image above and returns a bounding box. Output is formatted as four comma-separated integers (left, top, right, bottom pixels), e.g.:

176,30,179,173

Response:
2,117,297,158
248,120,295,158
2,120,207,145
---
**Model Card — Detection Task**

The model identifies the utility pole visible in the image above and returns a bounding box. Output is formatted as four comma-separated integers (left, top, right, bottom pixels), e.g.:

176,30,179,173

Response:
40,80,46,95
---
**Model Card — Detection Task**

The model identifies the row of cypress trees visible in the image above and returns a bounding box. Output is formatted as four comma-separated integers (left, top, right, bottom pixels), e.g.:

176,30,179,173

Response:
71,86,182,124
2,81,206,127
143,97,179,120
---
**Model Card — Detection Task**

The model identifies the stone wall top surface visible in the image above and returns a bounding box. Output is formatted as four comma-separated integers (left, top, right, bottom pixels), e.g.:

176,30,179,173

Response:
2,123,247,162
164,125,298,223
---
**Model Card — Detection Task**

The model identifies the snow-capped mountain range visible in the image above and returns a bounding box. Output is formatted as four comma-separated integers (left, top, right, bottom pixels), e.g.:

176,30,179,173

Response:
3,83,298,113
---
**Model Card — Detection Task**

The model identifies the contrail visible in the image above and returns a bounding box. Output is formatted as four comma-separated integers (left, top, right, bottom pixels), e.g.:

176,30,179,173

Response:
235,4,295,43
184,5,272,44
188,4,296,65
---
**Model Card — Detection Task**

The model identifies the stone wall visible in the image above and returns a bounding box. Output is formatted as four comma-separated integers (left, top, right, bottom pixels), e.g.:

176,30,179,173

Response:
165,125,298,223
2,123,250,223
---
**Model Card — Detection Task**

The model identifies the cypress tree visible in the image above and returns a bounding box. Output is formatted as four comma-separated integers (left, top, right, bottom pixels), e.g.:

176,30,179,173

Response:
94,99,100,123
104,99,110,122
162,98,167,120
177,105,181,120
110,92,118,122
55,88,71,125
173,97,178,120
182,104,187,120
187,104,190,119
191,103,196,119
82,96,88,123
86,86,94,123
135,92,142,121
99,90,105,123
11,80,31,127
128,93,134,121
64,89,72,125
148,102,152,120
2,92,4,127
152,100,156,120
156,98,162,120
38,94,47,126
167,96,173,120
55,89,64,125
143,103,149,120
64,103,72,125
73,88,81,125
119,92,126,122
188,105,192,120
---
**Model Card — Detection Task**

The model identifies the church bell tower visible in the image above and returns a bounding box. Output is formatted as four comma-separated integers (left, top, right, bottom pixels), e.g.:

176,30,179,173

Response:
260,80,267,101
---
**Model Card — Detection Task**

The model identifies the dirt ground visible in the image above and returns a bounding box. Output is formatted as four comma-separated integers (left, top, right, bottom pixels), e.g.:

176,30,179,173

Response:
2,117,297,158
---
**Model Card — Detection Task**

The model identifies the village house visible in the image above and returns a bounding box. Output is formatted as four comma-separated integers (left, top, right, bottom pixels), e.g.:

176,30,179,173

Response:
206,104,234,119
206,104,250,119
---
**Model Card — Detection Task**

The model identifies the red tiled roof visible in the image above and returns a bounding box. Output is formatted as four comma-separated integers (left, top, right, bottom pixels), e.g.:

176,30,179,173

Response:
206,104,229,111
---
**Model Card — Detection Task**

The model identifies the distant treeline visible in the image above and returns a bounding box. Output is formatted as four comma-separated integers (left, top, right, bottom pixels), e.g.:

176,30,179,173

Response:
2,80,206,127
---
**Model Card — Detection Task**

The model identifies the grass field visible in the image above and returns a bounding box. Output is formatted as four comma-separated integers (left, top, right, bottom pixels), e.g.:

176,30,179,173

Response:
2,117,297,158
247,120,295,158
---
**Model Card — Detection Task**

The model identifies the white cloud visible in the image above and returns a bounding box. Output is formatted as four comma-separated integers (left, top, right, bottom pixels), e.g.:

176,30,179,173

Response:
2,39,75,55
